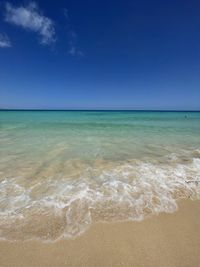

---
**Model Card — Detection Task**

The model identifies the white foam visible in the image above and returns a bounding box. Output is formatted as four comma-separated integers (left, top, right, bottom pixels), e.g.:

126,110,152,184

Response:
0,156,200,241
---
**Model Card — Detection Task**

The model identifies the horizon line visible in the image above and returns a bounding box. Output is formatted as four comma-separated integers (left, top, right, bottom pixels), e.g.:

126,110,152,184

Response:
0,109,200,112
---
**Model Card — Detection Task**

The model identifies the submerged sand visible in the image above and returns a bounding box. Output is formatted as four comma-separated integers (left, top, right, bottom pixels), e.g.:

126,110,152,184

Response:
0,200,200,267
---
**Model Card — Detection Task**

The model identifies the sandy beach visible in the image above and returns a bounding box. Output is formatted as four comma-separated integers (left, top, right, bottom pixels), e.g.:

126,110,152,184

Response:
0,199,200,267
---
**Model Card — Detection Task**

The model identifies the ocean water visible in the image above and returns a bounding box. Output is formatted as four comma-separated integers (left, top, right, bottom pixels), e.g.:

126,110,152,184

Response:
0,110,200,241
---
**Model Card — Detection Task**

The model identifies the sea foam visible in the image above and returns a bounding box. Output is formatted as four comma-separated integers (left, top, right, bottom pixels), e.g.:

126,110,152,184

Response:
0,155,200,242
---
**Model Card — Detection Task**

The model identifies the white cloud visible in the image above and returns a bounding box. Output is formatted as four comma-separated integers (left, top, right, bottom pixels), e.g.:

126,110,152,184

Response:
68,45,84,56
63,8,69,20
0,33,11,48
68,30,84,57
62,9,84,57
5,2,56,45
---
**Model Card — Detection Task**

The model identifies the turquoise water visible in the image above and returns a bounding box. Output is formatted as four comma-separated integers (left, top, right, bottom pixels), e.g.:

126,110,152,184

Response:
0,111,200,241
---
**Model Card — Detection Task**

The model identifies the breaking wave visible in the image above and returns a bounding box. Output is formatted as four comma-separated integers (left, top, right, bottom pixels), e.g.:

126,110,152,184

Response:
0,154,200,242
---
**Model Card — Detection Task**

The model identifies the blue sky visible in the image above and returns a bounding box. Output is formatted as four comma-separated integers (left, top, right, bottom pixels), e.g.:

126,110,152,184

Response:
0,0,200,110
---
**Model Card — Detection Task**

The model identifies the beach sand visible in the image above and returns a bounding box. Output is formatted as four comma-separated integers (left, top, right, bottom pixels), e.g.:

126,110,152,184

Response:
0,200,200,267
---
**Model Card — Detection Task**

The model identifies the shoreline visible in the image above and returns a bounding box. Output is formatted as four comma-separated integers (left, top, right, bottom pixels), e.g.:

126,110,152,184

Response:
1,199,200,267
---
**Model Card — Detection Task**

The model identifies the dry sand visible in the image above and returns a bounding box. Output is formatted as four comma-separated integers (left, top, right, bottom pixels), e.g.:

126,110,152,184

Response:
0,200,200,267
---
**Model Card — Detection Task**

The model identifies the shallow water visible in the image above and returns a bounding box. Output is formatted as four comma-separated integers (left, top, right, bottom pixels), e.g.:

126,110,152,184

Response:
0,111,200,241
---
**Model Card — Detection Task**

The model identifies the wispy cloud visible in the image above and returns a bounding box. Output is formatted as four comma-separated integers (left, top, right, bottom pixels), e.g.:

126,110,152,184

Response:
63,9,83,57
5,2,56,45
68,30,84,57
63,8,69,20
0,33,11,48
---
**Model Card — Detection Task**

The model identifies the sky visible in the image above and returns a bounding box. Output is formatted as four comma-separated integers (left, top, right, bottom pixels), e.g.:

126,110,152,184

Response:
0,0,200,110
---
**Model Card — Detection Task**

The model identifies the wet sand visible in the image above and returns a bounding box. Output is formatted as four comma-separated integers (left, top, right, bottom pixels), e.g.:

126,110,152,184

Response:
0,200,200,267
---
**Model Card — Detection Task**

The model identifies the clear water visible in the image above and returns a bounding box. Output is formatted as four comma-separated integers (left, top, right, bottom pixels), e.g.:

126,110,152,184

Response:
0,111,200,241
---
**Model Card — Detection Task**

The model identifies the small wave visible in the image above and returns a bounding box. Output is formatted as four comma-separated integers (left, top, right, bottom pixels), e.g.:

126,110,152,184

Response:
0,157,200,242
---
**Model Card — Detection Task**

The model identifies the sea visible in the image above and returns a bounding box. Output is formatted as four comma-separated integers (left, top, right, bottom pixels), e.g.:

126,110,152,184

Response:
0,110,200,241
